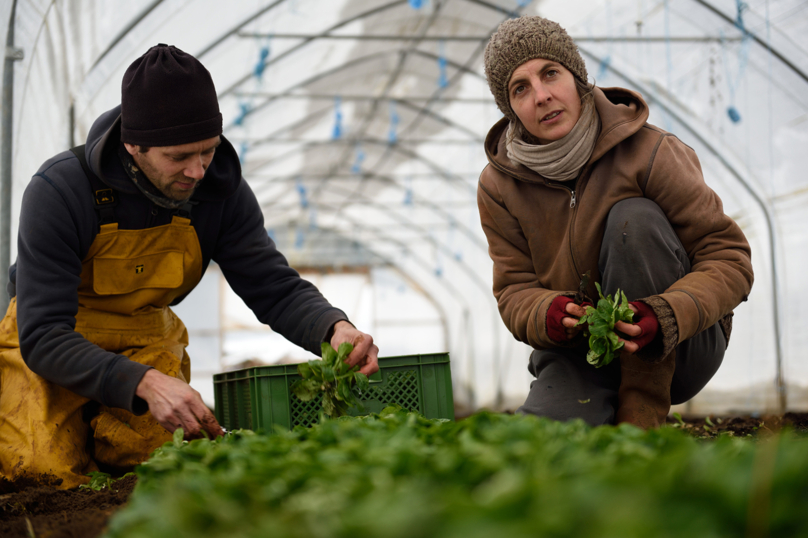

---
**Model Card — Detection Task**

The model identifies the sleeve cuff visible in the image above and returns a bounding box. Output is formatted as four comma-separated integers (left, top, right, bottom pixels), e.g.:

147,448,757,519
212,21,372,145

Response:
309,308,350,355
636,295,678,364
102,355,153,414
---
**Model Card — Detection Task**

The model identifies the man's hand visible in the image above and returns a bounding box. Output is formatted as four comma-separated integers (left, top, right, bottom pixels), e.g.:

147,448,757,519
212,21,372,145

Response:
329,320,379,376
136,369,224,439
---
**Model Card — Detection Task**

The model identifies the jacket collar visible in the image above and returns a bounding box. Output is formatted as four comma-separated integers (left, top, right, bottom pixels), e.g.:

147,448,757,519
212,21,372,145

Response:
484,86,650,184
84,105,242,202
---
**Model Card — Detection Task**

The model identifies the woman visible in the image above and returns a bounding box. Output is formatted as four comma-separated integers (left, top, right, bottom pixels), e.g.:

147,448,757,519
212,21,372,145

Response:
478,16,753,428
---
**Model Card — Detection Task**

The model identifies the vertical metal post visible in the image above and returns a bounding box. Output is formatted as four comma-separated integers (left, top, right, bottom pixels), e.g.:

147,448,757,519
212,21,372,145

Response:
1,0,22,313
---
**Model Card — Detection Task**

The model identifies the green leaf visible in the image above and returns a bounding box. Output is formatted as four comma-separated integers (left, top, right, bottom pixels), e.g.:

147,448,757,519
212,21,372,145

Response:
355,372,369,392
173,428,184,448
291,378,319,402
322,343,338,366
79,471,113,491
589,335,607,355
322,392,337,417
297,362,313,379
595,281,605,300
590,317,611,337
308,360,323,375
337,342,354,361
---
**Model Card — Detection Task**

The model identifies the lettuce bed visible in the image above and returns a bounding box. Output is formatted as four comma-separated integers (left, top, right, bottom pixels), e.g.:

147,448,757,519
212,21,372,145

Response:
105,409,808,538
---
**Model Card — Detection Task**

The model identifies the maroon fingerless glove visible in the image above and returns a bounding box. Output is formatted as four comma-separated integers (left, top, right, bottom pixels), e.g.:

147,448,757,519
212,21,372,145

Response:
628,301,659,351
546,296,575,343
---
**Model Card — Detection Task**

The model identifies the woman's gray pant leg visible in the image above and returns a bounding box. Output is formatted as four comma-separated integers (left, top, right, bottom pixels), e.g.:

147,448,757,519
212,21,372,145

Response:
599,197,726,405
517,348,620,426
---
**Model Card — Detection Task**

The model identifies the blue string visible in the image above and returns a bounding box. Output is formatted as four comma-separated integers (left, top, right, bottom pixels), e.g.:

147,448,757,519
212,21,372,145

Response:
267,228,276,242
332,96,343,140
351,146,365,174
723,0,750,123
295,178,309,208
309,207,317,230
295,227,305,249
238,142,249,165
597,55,612,80
388,101,399,144
438,40,448,88
408,0,424,9
253,43,271,80
734,0,748,33
234,101,251,126
403,176,413,206
720,25,750,124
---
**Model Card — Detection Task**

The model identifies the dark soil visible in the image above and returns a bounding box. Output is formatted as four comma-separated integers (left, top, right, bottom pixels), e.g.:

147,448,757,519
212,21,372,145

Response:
0,474,136,538
666,412,808,438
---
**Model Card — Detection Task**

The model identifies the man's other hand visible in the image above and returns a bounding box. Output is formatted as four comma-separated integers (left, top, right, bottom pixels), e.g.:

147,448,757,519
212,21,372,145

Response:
329,320,379,376
135,369,225,439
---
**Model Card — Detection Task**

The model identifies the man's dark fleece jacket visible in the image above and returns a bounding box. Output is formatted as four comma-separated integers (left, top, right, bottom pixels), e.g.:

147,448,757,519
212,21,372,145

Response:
9,106,348,415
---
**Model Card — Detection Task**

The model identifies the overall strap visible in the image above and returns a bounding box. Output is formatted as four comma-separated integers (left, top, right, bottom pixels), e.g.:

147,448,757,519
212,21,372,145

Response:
173,199,197,221
70,145,118,225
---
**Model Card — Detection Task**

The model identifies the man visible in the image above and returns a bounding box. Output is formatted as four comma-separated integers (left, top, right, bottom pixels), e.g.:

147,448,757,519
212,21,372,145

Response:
0,44,378,489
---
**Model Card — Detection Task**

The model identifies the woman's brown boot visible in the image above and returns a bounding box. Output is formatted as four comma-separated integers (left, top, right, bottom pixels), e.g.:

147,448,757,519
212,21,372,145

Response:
615,350,676,428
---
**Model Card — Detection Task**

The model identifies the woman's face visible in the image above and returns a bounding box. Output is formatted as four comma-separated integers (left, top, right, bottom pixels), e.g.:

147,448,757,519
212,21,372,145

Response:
508,58,582,144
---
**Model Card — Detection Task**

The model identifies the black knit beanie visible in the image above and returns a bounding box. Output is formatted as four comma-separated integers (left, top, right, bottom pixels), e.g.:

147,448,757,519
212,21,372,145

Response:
120,44,223,147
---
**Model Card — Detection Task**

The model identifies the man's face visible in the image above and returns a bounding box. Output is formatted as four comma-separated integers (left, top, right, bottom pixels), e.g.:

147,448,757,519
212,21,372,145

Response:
508,58,582,144
124,136,221,201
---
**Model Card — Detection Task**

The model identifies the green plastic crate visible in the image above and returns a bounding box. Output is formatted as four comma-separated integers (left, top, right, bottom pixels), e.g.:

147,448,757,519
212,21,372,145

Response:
213,353,454,431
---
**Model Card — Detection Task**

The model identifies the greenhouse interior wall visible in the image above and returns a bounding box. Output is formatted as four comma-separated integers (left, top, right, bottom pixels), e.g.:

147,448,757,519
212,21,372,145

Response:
1,0,806,416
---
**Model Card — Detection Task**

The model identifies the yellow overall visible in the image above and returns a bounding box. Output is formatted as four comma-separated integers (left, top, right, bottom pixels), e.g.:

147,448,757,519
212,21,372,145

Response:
0,216,203,489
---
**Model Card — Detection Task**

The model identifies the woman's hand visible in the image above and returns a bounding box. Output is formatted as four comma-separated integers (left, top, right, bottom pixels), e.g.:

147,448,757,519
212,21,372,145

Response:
614,302,659,354
547,296,590,343
560,302,589,340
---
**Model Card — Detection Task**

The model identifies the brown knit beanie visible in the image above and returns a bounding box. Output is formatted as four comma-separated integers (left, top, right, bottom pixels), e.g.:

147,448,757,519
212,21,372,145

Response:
484,16,588,121
121,44,222,147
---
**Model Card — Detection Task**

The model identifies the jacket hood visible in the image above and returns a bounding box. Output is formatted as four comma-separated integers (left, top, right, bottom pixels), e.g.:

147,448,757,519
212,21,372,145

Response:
484,86,650,184
84,105,242,202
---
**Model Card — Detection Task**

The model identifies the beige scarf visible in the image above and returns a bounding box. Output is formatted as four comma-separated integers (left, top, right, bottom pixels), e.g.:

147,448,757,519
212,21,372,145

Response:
505,99,600,182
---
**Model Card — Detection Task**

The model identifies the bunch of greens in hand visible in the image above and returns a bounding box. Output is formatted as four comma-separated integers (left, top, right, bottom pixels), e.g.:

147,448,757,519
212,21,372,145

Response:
575,282,634,368
291,342,370,417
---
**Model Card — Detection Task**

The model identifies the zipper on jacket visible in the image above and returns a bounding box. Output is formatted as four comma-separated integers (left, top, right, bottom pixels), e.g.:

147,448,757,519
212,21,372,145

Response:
544,180,577,209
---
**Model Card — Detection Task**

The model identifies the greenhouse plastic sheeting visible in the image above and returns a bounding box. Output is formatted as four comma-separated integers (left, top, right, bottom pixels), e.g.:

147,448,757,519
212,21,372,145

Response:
1,0,806,412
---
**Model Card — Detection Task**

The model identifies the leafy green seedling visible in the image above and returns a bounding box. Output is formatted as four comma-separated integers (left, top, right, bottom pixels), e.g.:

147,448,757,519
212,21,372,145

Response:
291,342,370,418
80,471,135,491
575,282,634,368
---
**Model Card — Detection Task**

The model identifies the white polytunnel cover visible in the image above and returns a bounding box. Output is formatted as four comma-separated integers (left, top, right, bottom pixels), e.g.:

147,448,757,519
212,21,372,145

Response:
1,0,806,414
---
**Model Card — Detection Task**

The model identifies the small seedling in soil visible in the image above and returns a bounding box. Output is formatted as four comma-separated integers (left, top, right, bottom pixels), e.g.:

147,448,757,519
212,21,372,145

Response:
576,282,634,368
79,471,135,492
291,342,370,417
